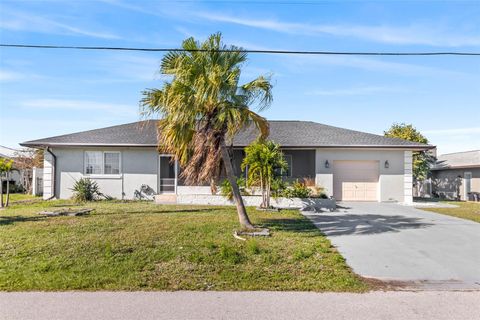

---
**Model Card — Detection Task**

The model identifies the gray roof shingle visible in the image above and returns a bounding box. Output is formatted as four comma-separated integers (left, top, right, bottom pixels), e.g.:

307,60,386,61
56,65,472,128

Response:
21,120,433,149
432,150,480,170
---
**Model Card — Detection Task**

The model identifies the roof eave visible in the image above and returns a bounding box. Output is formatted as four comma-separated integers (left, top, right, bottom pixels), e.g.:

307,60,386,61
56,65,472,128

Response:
21,142,434,151
431,164,480,171
19,142,159,148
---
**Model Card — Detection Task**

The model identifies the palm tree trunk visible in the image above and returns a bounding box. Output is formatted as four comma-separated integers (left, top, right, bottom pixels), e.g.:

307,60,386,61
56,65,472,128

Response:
220,139,254,229
6,173,10,207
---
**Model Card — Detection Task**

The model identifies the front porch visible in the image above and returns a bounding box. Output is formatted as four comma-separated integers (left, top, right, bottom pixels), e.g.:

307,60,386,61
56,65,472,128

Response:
155,149,320,208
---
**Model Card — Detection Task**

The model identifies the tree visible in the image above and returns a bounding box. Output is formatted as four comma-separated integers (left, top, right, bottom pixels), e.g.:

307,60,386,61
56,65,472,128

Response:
13,148,44,194
242,140,287,208
0,158,14,208
141,33,273,229
384,123,433,181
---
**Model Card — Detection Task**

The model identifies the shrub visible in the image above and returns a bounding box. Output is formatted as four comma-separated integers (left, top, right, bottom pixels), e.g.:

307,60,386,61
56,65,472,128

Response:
270,178,287,198
71,178,102,202
219,177,248,200
283,180,312,198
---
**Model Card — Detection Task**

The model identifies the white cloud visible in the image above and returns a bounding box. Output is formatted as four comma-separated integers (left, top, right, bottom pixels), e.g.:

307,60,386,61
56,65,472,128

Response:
0,7,120,39
280,54,469,77
307,86,403,96
92,54,163,82
0,70,24,82
0,69,45,82
196,12,480,47
21,99,137,117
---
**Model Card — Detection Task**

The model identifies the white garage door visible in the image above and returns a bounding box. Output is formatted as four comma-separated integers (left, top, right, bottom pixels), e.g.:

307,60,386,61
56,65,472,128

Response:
333,160,379,201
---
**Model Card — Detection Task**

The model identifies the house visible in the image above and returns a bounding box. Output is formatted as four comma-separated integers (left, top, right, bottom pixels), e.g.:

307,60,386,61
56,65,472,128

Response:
20,120,433,204
0,145,26,192
430,150,480,201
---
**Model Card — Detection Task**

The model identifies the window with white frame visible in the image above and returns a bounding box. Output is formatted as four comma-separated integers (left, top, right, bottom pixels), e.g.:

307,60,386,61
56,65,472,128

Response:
85,151,121,175
104,152,120,174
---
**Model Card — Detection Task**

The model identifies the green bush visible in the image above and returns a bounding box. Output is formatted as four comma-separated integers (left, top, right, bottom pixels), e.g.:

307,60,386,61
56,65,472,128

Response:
219,177,248,200
270,178,287,198
71,178,102,202
282,180,312,198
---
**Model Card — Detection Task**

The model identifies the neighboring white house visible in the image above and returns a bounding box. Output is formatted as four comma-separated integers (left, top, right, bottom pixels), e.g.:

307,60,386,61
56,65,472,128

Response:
0,145,26,192
21,120,433,204
430,150,480,201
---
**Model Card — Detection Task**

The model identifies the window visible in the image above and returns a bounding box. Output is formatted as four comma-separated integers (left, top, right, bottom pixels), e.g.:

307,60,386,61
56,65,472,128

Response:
85,151,102,174
104,152,120,174
85,151,121,175
275,154,292,177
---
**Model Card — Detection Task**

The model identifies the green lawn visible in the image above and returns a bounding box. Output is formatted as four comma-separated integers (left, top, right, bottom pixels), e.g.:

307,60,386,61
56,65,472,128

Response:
5,193,41,203
0,199,368,291
421,201,480,223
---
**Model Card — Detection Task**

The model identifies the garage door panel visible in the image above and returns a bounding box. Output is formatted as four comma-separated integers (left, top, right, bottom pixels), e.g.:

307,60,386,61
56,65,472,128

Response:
333,161,379,201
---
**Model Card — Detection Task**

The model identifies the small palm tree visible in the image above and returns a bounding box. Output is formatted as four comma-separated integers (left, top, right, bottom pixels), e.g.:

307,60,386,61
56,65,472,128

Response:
141,33,273,229
242,140,287,208
0,158,13,208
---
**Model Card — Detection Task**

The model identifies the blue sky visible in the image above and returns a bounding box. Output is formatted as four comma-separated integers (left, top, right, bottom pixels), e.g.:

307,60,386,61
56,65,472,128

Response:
0,0,479,155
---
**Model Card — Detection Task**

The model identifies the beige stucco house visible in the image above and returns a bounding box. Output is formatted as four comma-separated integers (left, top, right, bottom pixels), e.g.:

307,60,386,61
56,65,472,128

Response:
431,150,480,201
21,120,433,204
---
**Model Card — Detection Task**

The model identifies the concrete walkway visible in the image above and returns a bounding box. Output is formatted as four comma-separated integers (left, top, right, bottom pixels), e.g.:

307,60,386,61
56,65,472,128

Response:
304,202,480,289
1,291,479,320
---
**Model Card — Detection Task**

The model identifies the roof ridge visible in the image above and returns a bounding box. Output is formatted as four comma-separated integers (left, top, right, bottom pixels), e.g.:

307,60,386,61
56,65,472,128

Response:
439,150,480,156
304,121,432,147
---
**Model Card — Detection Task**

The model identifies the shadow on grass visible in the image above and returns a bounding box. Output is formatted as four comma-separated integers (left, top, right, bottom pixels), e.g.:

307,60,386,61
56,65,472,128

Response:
125,208,225,215
259,218,322,236
307,214,433,236
0,215,46,226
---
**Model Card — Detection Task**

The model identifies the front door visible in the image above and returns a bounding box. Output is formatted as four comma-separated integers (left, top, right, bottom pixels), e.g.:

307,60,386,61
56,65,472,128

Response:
159,155,177,193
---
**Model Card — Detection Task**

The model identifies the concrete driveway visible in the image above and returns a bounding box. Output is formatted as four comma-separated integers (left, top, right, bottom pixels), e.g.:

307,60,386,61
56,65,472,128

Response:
303,202,480,289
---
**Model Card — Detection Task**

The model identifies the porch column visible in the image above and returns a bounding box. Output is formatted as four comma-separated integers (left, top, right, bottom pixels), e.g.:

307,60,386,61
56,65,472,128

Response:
404,151,413,204
43,150,54,200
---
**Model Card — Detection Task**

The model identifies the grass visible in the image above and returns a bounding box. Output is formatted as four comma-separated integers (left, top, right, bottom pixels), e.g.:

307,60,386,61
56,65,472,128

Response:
0,199,368,292
5,193,41,203
421,201,480,223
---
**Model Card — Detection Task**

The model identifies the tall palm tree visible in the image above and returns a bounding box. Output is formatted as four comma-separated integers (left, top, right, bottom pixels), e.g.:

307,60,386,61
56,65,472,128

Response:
141,33,273,229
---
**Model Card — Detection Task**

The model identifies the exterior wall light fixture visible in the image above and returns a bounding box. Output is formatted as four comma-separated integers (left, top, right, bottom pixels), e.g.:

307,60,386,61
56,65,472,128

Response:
385,160,390,169
325,160,330,168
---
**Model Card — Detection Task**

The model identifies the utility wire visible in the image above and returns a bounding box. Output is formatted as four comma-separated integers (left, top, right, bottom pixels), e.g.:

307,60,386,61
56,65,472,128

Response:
1,44,479,56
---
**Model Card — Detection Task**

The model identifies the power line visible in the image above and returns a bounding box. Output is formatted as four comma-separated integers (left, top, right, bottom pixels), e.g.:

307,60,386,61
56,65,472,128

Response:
1,44,479,56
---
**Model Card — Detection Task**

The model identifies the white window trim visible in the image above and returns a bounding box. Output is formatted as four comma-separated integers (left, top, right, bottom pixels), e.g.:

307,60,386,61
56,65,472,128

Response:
84,151,122,177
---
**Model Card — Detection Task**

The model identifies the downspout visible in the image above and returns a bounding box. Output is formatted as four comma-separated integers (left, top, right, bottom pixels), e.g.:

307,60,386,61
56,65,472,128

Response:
45,147,57,200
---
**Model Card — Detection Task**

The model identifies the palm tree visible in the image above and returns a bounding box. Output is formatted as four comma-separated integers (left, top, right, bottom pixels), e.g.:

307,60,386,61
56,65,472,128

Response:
0,158,13,208
242,140,287,209
141,33,273,229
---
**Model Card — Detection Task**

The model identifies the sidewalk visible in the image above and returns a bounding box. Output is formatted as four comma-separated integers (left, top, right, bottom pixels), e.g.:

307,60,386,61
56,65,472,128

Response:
1,291,478,320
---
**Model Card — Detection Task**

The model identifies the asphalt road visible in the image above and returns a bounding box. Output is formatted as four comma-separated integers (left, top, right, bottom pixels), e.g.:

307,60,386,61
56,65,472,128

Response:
0,291,479,320
304,202,480,289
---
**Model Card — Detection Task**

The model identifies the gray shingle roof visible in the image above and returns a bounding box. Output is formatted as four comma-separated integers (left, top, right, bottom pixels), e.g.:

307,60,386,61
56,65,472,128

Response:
432,150,480,170
21,120,433,149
